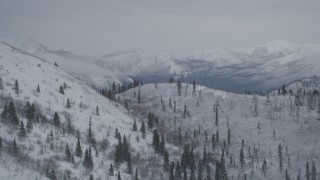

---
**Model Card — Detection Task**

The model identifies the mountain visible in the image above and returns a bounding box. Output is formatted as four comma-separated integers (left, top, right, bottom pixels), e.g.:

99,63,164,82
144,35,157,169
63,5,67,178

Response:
1,38,131,90
100,40,320,92
0,42,149,179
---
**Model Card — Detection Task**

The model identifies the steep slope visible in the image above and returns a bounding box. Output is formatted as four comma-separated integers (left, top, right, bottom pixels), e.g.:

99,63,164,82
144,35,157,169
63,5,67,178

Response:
1,38,131,90
119,82,320,179
100,40,320,92
0,42,152,179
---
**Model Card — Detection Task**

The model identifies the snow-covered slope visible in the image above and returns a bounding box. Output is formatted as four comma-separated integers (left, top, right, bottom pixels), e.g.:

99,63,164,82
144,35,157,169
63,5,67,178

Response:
1,38,131,90
120,82,320,180
0,42,152,179
100,40,320,92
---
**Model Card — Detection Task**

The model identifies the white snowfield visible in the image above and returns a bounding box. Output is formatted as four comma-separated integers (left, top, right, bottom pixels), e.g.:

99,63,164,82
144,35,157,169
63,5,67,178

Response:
0,42,151,179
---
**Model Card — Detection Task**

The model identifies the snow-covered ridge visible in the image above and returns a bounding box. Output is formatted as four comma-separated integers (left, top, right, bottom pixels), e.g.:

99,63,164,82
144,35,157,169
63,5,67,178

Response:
1,38,132,90
0,41,148,179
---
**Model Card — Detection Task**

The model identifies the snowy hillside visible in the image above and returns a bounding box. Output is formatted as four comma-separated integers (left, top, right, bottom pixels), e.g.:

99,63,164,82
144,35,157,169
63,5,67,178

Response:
0,41,157,179
100,40,320,92
119,82,320,180
1,38,131,90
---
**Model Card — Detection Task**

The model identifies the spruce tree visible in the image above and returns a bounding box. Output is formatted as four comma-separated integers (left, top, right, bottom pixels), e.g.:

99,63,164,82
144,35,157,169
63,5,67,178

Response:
65,143,72,161
14,80,19,95
285,169,290,180
311,162,316,180
109,163,114,176
59,85,64,94
138,90,141,103
227,128,231,145
26,118,33,133
8,101,19,126
0,77,3,90
66,99,71,109
160,134,166,155
96,106,99,116
198,159,203,180
0,137,2,153
140,121,146,138
12,139,18,155
152,129,160,153
52,112,60,127
169,162,175,180
1,105,8,122
132,119,137,131
262,158,267,176
164,150,170,172
297,169,301,180
306,161,310,180
215,102,219,126
117,171,121,180
135,168,139,180
126,151,132,174
75,137,83,157
18,121,26,138
37,84,40,93
278,143,283,172
89,174,94,180
175,161,182,180
240,147,244,168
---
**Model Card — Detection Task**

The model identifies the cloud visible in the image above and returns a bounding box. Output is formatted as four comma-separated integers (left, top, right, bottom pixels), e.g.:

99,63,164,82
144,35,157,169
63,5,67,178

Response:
1,0,319,55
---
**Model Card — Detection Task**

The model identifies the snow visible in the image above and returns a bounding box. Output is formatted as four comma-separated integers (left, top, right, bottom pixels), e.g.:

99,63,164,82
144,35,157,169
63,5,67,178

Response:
0,42,153,179
120,82,320,179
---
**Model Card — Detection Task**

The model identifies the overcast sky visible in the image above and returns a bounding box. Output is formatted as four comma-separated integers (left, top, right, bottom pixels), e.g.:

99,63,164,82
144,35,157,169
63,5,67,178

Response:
0,0,319,55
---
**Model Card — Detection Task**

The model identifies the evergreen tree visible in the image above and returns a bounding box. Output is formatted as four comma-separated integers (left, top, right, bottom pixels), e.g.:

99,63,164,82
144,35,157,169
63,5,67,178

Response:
109,163,114,176
66,99,71,108
52,112,60,127
311,162,316,180
135,168,139,180
160,134,166,155
18,121,26,137
87,119,94,144
240,147,244,168
278,143,283,172
1,105,8,122
211,134,215,151
12,139,18,155
152,129,160,153
198,159,203,180
14,80,19,94
175,161,182,180
8,101,19,126
262,158,267,176
59,85,64,94
48,169,57,180
83,147,94,169
297,169,301,180
0,77,3,90
140,121,146,138
219,150,228,180
215,102,219,126
306,161,310,180
132,119,137,131
164,150,170,172
170,162,175,180
65,143,72,161
285,169,290,180
96,106,99,116
75,137,83,157
126,152,132,174
147,112,154,128
37,84,40,93
0,137,2,153
216,130,219,143
227,128,231,145
138,90,141,103
89,174,94,180
26,118,33,133
117,171,121,180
